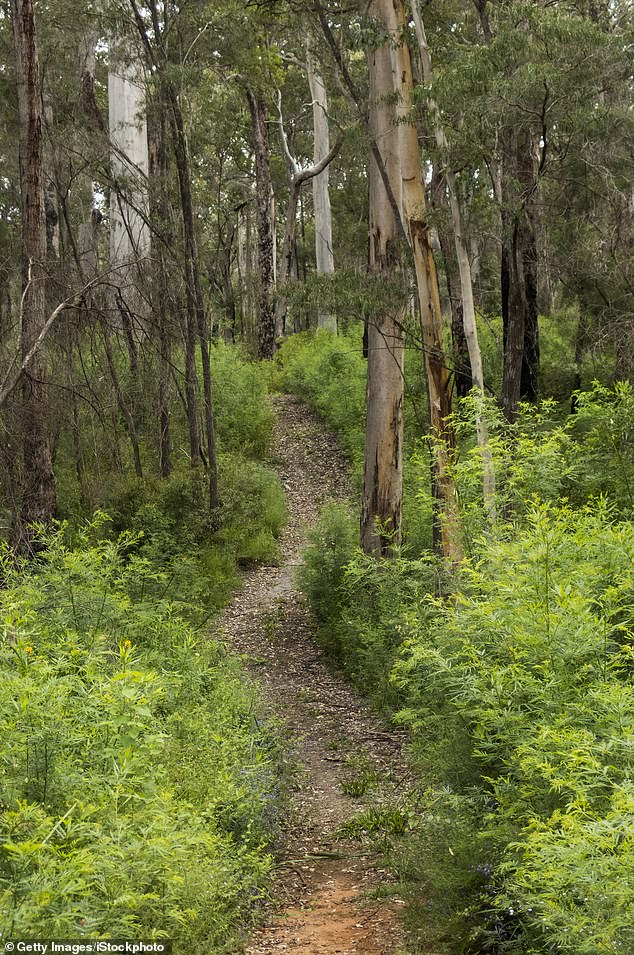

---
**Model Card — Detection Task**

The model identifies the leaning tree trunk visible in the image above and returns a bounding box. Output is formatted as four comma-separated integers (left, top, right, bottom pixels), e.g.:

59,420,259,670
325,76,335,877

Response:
413,0,495,524
360,13,405,557
11,0,56,551
386,0,462,561
307,46,336,333
246,88,276,360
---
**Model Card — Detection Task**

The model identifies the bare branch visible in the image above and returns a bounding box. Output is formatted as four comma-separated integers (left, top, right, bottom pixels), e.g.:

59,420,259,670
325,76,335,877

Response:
0,266,142,412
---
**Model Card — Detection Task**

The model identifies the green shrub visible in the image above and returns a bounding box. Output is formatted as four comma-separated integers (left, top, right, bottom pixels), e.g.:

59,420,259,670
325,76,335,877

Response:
93,451,285,616
299,503,442,712
568,380,634,514
0,522,287,949
216,452,286,564
394,503,634,952
276,328,367,482
443,382,634,554
297,502,358,627
209,342,275,459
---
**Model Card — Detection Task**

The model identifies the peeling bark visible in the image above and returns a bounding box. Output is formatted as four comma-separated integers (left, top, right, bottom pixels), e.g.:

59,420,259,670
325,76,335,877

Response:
108,38,150,335
361,14,404,557
413,1,495,524
386,0,462,560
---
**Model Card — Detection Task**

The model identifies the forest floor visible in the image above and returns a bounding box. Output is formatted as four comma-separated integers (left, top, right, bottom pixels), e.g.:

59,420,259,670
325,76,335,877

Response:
215,395,426,955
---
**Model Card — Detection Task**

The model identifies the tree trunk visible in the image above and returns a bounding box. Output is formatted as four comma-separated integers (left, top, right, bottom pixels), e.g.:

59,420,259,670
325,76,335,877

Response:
77,27,100,281
11,0,56,551
500,129,540,419
66,341,85,501
108,39,150,334
275,89,343,341
237,204,256,344
43,96,60,265
387,0,462,561
432,177,472,398
149,109,172,478
413,1,495,524
246,88,276,360
275,178,301,338
307,46,336,333
361,15,405,557
169,88,219,510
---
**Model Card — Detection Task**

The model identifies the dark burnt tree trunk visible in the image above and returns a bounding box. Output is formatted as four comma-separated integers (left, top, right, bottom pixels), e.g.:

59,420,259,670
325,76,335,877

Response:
501,129,540,419
169,86,219,512
246,88,276,360
149,109,173,478
431,169,472,399
11,0,56,552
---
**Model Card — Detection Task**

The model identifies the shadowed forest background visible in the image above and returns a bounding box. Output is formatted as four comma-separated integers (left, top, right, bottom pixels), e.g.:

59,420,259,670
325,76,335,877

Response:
1,0,634,952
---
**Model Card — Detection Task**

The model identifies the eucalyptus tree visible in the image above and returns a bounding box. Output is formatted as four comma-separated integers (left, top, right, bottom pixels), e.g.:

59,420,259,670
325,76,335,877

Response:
306,43,337,332
10,0,56,550
274,85,343,337
108,31,150,336
420,0,634,415
360,0,406,557
412,0,495,524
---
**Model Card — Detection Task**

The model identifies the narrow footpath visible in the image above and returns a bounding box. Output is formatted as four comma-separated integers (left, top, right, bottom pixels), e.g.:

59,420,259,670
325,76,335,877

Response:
215,395,415,955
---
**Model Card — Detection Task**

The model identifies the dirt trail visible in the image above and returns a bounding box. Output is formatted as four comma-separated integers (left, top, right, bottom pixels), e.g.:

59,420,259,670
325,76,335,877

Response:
215,395,413,954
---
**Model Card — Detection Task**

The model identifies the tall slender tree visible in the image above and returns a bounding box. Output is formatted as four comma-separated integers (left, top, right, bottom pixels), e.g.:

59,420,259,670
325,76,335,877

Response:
108,34,150,334
274,87,343,338
246,87,277,360
129,0,219,512
412,0,495,524
360,0,405,556
11,0,56,551
385,0,462,560
306,43,336,332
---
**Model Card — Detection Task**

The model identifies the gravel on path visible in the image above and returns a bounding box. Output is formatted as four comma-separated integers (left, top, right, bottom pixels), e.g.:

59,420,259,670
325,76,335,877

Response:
215,394,414,955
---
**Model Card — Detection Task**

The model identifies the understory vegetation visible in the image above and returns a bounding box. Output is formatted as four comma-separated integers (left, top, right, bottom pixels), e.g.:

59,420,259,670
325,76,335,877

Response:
0,348,288,950
283,326,634,954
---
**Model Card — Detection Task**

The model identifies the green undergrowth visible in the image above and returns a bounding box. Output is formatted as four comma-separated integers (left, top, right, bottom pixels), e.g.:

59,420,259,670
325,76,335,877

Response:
275,327,367,481
56,342,286,617
0,520,289,949
0,344,291,949
392,503,634,954
298,382,634,953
